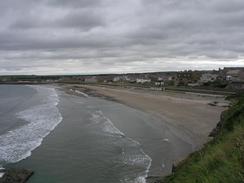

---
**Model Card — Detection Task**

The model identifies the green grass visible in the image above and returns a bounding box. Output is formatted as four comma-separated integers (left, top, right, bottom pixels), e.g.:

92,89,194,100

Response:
160,94,244,183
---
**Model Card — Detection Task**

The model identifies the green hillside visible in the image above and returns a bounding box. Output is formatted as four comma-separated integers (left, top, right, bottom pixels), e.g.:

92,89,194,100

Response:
160,94,244,183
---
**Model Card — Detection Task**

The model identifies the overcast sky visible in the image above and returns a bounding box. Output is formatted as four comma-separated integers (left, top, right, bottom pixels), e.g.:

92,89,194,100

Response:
1,0,244,75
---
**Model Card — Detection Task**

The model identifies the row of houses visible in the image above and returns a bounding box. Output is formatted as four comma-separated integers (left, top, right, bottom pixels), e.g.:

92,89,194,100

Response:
176,68,244,90
74,67,244,90
0,67,242,90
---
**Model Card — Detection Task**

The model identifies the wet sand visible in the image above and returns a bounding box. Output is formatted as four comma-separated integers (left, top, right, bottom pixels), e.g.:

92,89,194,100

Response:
69,85,227,155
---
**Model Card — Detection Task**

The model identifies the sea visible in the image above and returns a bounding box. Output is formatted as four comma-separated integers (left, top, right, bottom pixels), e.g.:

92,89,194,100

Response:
0,85,192,183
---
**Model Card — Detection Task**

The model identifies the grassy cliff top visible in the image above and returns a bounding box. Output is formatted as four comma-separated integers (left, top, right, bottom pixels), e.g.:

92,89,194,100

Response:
160,94,244,183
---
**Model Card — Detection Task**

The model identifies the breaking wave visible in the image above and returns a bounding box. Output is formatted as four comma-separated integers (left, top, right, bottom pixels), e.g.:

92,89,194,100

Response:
90,110,125,137
0,86,63,165
90,110,152,183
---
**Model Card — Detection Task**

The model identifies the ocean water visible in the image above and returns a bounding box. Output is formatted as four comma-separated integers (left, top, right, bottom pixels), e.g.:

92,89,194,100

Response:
0,85,192,183
0,85,62,165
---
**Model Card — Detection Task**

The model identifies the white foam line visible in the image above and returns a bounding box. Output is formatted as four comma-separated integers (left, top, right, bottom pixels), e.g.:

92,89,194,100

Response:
136,156,152,183
70,89,89,98
126,137,152,183
0,85,63,166
75,90,89,97
90,110,125,137
90,110,152,183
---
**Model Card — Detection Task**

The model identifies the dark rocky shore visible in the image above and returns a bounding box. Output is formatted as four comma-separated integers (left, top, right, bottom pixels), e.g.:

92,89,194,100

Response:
0,169,33,183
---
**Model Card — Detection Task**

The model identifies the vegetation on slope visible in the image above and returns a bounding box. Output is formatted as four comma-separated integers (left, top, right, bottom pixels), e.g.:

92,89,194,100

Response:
161,94,244,183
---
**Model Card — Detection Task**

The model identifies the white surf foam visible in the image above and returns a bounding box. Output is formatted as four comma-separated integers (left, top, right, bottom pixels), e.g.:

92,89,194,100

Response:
90,110,125,137
70,89,89,98
90,110,152,183
75,90,89,97
0,86,63,165
122,137,152,183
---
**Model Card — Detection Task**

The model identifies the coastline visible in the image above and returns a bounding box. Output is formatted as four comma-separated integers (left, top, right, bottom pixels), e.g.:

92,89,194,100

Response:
64,84,227,147
4,84,159,183
61,84,228,175
0,85,63,183
0,84,229,183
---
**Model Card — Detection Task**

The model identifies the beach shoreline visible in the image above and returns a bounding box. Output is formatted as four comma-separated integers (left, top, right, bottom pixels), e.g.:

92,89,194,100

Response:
61,84,228,174
0,84,230,182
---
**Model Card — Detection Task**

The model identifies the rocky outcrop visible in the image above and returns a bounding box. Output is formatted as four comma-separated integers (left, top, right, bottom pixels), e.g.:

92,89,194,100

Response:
0,169,33,183
209,110,227,137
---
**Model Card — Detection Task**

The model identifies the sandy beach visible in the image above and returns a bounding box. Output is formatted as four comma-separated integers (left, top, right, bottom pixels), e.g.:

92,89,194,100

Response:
67,85,228,159
0,84,233,182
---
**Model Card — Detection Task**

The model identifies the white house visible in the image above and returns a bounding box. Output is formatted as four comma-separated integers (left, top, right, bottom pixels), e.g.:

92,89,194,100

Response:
155,81,164,86
188,83,200,87
136,78,151,84
113,76,121,82
225,68,244,81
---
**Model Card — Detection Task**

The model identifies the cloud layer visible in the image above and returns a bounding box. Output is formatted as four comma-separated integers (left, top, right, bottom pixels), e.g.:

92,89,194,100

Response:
0,0,244,75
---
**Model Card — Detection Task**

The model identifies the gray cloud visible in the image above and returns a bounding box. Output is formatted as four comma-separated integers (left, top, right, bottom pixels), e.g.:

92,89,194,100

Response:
0,0,244,75
11,10,106,31
48,0,102,8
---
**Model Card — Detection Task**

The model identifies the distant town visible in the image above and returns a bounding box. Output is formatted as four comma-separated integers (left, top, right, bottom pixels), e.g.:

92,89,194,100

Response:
0,67,244,93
